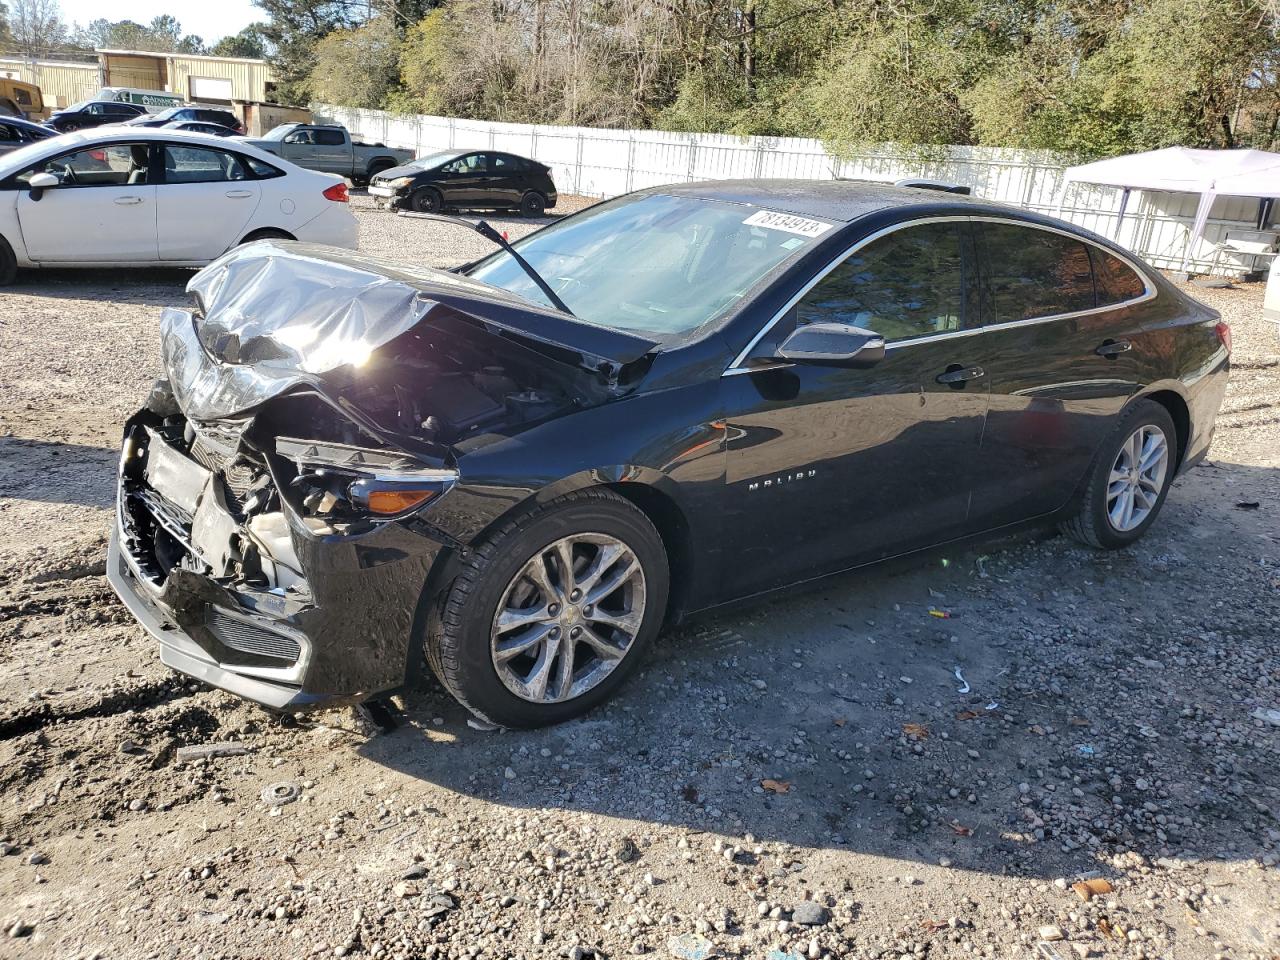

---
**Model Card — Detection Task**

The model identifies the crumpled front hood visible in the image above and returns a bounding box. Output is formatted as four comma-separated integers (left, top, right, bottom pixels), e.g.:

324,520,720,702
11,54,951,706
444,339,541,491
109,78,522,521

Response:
371,162,423,182
162,240,658,422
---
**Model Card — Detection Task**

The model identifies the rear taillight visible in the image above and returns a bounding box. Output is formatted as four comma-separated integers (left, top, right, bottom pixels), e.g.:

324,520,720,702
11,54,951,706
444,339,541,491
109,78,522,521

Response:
1215,320,1232,356
323,182,349,203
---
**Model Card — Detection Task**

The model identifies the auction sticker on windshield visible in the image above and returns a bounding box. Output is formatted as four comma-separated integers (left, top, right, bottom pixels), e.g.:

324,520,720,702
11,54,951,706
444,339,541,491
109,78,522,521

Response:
743,209,833,238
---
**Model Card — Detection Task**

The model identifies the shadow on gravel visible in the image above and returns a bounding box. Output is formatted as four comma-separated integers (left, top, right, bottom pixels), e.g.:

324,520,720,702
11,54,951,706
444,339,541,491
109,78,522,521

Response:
356,459,1280,881
8,267,193,304
0,437,117,508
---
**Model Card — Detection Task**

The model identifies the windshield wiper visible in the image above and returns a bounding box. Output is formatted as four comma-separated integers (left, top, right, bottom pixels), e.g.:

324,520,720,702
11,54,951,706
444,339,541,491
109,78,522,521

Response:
404,212,574,317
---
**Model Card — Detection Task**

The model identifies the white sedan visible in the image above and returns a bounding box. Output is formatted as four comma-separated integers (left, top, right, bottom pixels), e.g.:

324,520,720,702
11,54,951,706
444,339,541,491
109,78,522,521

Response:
0,128,358,284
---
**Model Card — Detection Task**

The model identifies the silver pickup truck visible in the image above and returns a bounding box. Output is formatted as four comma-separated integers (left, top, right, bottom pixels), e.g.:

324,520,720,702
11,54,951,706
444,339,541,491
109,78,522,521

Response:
239,123,414,185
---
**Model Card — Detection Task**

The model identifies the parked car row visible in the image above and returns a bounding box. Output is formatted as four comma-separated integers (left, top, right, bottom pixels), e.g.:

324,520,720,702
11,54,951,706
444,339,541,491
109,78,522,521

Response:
43,101,245,136
1,119,567,285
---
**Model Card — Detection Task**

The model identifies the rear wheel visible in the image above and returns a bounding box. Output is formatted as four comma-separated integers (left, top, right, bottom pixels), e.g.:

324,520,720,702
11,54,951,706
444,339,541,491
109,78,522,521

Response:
239,228,295,245
520,191,547,218
424,489,669,728
0,235,16,286
1060,399,1177,549
412,187,442,214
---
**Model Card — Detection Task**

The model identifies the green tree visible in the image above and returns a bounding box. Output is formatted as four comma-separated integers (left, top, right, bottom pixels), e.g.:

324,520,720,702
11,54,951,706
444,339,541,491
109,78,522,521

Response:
8,0,66,57
253,0,366,105
309,15,401,108
210,24,271,59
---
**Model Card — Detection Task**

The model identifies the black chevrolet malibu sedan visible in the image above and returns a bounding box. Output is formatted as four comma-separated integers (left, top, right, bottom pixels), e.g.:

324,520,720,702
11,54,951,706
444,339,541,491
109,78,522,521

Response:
368,149,558,216
108,180,1230,727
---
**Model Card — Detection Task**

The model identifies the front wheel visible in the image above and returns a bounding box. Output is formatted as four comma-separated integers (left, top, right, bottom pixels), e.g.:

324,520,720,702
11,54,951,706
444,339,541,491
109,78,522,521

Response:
424,490,669,728
1060,399,1178,549
412,187,442,214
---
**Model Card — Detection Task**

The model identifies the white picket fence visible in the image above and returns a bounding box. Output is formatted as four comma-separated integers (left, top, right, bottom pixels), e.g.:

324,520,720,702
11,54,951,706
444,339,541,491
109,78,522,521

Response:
315,103,1275,276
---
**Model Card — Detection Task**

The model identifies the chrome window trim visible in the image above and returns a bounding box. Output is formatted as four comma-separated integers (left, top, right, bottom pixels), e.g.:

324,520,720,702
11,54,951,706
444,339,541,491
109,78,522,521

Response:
723,213,1156,376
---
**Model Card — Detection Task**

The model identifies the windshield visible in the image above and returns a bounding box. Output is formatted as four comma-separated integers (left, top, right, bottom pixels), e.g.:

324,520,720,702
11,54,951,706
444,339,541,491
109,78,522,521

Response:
467,194,829,342
409,150,462,170
62,101,89,112
153,108,182,120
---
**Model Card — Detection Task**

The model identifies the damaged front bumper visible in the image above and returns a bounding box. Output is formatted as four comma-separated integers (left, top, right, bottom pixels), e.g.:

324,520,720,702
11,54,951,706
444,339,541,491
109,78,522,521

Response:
108,416,452,711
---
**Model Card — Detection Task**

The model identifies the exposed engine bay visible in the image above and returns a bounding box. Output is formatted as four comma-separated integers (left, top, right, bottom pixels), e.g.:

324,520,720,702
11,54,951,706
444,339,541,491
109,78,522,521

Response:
122,318,585,602
114,239,657,676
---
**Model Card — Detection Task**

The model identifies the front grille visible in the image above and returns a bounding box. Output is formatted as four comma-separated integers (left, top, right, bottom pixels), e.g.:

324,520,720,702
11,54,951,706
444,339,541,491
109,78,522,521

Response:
206,609,302,663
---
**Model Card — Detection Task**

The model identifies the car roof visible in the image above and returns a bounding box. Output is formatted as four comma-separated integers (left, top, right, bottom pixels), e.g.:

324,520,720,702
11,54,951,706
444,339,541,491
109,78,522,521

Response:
1,116,51,134
646,178,991,223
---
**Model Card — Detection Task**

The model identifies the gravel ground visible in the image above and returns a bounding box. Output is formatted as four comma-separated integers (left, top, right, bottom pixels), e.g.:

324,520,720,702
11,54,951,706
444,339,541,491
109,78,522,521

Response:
0,194,1278,960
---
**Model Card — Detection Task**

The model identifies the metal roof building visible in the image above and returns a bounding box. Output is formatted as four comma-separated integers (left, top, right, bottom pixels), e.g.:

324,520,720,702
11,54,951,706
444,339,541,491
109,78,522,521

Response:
97,49,276,104
1,49,277,110
0,57,99,108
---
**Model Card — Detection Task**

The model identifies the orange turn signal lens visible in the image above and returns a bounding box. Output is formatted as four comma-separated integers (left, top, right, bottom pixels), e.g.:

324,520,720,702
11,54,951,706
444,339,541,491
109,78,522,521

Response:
365,489,437,515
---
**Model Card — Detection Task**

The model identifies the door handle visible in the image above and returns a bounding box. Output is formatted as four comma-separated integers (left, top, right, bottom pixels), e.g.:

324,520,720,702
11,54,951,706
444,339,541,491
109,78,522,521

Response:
225,190,254,199
114,196,143,205
1095,339,1132,357
936,364,986,386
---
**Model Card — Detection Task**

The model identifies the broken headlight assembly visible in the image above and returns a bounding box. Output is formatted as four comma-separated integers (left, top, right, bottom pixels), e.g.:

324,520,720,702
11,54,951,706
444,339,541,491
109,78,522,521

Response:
273,436,457,526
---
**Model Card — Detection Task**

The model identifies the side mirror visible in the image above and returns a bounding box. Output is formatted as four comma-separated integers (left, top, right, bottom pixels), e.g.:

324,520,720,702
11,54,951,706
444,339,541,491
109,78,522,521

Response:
28,170,58,201
775,322,886,368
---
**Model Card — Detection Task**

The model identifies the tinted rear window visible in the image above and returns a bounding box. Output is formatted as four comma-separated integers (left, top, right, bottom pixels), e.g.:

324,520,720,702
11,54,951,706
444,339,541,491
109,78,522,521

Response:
313,129,345,145
983,223,1095,323
1090,248,1146,305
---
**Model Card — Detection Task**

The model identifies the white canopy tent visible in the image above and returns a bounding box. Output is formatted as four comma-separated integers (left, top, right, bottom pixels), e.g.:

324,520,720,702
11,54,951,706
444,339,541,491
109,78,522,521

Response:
1063,147,1280,270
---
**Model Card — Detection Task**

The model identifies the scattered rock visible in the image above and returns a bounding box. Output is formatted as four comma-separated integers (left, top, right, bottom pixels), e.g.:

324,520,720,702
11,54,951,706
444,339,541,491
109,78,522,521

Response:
176,742,250,762
668,932,714,959
613,837,639,863
791,901,829,926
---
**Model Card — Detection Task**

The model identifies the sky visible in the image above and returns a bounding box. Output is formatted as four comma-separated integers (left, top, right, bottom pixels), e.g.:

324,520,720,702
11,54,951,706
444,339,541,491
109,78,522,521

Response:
56,0,262,45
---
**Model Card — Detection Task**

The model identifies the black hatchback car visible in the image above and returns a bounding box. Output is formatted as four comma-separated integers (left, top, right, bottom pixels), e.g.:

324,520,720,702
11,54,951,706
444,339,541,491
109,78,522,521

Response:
108,180,1229,727
368,149,558,216
45,100,147,132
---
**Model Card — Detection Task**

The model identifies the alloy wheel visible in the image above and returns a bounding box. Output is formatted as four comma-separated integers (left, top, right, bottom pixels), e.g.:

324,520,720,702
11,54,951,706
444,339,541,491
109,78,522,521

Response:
490,533,646,704
1106,424,1169,532
413,189,440,214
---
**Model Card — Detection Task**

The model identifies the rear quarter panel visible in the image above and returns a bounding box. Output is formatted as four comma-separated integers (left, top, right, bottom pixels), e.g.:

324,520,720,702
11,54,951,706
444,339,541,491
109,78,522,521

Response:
1133,278,1229,468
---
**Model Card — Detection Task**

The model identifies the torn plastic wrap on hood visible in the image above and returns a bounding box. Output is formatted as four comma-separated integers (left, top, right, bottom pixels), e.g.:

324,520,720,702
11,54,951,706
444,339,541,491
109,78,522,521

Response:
163,242,448,421
162,241,660,422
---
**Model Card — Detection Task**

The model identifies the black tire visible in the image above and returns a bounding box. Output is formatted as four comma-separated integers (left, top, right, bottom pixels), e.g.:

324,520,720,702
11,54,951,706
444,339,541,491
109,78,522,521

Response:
1059,399,1178,549
412,187,442,214
0,235,16,286
239,228,295,245
367,159,394,181
520,191,547,218
424,489,669,728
